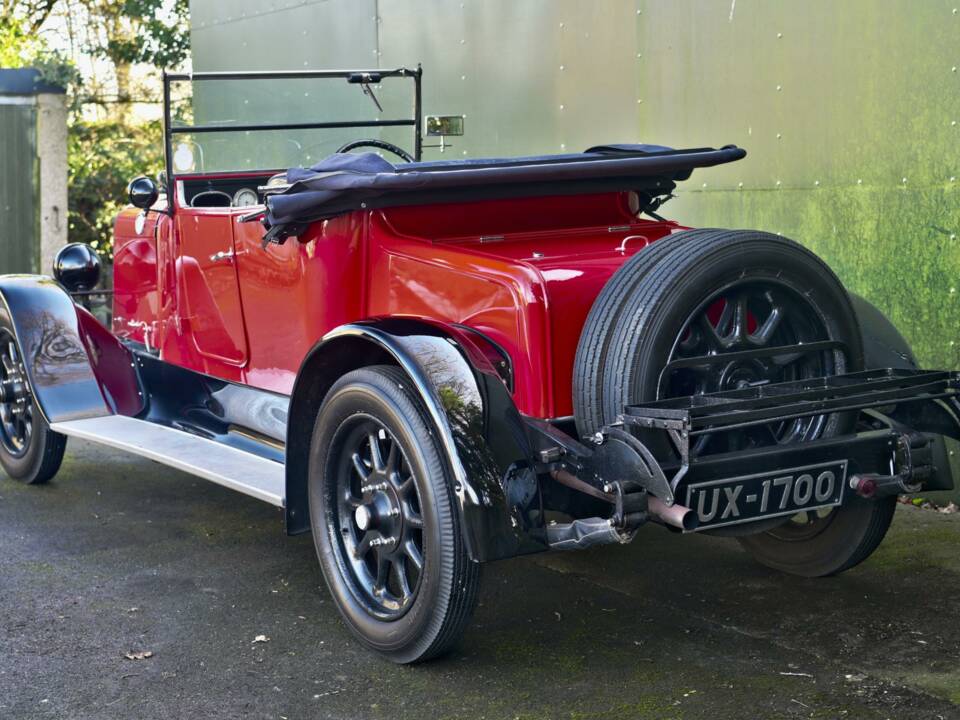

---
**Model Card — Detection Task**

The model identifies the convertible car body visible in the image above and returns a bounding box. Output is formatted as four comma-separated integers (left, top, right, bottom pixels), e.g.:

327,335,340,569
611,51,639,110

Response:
2,67,957,663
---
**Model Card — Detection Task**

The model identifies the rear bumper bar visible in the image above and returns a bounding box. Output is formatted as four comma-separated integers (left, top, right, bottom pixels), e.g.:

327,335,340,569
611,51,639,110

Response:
529,368,960,546
623,368,960,504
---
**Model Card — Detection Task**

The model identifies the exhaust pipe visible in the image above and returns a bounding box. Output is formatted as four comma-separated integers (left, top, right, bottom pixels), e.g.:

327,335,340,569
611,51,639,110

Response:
648,496,699,532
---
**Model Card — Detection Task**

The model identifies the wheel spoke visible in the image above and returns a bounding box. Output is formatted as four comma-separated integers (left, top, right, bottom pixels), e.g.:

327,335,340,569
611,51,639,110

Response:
351,452,370,482
751,304,783,346
404,508,423,530
355,530,373,559
385,438,398,474
0,345,14,374
697,314,724,351
731,294,749,343
374,551,389,592
368,432,384,471
392,557,412,600
404,540,423,571
398,475,415,499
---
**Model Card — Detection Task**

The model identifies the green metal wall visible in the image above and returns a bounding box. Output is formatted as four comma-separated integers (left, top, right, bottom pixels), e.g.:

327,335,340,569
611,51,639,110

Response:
189,0,960,370
0,102,38,273
640,0,960,371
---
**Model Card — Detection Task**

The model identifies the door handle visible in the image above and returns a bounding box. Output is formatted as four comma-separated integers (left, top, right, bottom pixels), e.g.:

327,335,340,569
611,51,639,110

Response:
209,249,235,263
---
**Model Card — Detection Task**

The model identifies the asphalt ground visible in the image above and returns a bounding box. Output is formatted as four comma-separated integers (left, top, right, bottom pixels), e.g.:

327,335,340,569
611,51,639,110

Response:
1,440,959,720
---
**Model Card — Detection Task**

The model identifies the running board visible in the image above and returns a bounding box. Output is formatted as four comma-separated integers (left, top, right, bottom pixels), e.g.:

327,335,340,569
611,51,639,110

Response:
50,416,285,506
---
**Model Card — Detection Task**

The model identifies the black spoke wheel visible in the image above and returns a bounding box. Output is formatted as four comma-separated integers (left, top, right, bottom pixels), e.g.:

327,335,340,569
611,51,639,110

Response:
665,278,837,457
574,229,897,576
0,330,33,458
334,418,425,618
0,324,66,485
309,366,480,663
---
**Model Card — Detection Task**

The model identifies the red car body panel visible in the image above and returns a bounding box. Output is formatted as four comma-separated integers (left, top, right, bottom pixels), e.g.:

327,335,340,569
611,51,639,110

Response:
112,177,683,418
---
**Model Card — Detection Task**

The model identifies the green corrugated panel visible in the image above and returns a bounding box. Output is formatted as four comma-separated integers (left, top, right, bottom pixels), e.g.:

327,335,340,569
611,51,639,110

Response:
636,0,960,370
0,102,38,274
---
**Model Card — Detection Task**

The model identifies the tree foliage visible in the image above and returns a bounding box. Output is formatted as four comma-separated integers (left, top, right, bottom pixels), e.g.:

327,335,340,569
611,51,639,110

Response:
67,120,164,259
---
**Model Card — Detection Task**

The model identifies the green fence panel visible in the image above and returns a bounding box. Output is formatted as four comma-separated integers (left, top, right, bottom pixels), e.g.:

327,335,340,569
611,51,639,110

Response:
0,102,38,274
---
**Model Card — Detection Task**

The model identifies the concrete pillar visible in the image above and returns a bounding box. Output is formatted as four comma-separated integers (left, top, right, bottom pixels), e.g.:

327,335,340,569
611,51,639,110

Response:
36,92,68,277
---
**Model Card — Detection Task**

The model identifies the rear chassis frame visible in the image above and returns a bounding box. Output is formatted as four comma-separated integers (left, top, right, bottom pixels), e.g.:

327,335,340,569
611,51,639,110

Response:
528,365,960,546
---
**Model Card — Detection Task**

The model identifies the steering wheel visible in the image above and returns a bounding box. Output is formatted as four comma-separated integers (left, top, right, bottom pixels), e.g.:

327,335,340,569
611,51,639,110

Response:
335,139,415,163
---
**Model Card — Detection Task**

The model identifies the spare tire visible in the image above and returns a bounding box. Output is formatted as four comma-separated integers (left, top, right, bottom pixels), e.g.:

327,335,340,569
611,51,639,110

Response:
573,229,895,576
572,228,723,437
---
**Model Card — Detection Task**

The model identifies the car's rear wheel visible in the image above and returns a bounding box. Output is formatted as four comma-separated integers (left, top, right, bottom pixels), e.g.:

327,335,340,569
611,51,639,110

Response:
574,229,896,575
308,366,480,663
0,325,66,485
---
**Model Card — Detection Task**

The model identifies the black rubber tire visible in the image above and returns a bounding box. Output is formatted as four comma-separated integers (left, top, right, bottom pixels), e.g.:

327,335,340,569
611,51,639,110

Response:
574,228,723,437
737,496,898,577
308,365,480,663
0,397,66,485
0,323,66,485
573,229,895,575
599,229,863,430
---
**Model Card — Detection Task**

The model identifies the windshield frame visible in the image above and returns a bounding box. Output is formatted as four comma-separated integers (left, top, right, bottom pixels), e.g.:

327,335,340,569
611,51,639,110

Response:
161,66,423,197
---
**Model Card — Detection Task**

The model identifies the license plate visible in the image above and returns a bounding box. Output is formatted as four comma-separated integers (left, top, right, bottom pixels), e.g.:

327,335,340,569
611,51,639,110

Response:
684,460,848,531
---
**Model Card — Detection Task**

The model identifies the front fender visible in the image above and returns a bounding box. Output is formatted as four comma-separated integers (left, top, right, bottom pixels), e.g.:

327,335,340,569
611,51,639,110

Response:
286,317,547,562
0,275,142,423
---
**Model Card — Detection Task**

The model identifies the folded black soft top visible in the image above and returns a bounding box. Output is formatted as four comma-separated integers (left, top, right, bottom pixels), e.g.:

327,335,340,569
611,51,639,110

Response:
261,143,746,242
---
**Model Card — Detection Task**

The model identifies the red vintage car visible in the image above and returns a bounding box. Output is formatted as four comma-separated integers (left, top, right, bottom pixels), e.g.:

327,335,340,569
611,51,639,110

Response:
2,68,957,663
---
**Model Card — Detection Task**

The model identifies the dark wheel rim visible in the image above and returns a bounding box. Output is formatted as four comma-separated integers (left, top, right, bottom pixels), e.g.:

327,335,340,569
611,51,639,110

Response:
331,416,424,619
765,506,838,541
664,278,838,457
0,330,33,458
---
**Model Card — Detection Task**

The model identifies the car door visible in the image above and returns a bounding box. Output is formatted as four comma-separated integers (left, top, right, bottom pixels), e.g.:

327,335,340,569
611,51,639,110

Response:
176,207,249,365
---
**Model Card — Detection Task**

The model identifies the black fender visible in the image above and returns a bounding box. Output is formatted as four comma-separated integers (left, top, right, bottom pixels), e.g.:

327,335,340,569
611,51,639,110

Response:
851,292,955,491
285,317,547,562
849,293,917,370
0,275,143,423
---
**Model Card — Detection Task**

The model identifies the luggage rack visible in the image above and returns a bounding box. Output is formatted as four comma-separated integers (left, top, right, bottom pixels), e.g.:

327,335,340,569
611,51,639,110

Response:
619,368,960,495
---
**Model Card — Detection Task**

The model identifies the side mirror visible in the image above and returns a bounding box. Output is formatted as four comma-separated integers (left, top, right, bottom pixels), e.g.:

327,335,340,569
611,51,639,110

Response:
53,243,101,293
128,176,159,210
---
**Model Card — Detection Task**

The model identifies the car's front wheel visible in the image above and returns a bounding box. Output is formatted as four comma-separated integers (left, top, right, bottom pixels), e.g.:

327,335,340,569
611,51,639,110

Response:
0,324,66,485
308,366,480,663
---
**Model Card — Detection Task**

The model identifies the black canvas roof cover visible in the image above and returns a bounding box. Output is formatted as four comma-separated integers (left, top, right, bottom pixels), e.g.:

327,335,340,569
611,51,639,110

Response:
261,144,746,241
